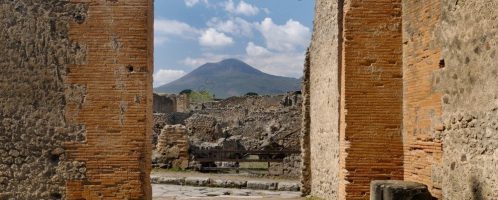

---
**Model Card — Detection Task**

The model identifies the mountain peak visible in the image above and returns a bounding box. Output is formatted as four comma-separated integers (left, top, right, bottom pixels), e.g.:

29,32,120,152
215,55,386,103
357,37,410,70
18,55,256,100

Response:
155,59,301,98
218,58,245,65
193,58,263,75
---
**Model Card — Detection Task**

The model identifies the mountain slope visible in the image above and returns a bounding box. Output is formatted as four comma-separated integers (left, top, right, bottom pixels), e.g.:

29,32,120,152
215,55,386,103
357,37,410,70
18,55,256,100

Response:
154,59,301,98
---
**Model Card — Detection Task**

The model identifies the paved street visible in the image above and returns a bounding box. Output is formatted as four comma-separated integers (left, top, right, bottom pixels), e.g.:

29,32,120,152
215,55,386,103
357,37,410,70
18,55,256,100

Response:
152,184,304,200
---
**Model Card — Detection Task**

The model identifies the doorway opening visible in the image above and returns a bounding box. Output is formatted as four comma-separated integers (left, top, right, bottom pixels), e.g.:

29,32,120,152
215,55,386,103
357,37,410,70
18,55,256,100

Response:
151,0,315,199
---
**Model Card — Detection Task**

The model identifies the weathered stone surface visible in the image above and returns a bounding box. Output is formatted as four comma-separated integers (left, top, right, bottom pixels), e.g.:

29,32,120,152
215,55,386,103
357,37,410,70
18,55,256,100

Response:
0,1,87,198
153,93,189,113
210,179,247,188
151,176,186,185
277,182,301,192
152,112,191,149
436,1,498,199
306,0,342,198
153,125,189,169
247,180,278,190
185,177,211,187
370,180,432,200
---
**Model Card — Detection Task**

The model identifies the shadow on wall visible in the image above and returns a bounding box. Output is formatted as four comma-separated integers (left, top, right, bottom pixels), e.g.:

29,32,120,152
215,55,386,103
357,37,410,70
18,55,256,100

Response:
471,176,484,200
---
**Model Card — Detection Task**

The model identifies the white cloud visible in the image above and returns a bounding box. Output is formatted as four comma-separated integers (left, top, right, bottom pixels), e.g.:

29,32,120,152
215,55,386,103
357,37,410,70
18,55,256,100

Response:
153,69,187,86
198,28,234,47
256,18,311,52
184,0,208,7
246,42,271,57
244,42,304,77
154,19,200,45
224,0,259,16
207,17,253,37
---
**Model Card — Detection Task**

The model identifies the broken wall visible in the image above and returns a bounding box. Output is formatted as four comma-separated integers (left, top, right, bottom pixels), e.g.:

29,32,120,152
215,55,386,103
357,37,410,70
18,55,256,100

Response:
154,125,189,169
0,1,153,199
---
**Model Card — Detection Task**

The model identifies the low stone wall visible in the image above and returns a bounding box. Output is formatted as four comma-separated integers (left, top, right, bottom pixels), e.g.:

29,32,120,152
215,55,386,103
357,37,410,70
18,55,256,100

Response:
153,125,189,169
150,176,300,191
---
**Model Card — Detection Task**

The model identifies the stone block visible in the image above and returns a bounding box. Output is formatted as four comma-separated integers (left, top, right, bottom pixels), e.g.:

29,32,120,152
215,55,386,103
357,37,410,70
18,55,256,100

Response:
370,180,432,200
277,182,300,191
247,181,278,190
185,177,211,187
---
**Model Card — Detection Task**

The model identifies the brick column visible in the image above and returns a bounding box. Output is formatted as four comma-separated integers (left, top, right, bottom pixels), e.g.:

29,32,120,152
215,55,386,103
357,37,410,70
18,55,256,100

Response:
65,1,153,199
339,0,404,199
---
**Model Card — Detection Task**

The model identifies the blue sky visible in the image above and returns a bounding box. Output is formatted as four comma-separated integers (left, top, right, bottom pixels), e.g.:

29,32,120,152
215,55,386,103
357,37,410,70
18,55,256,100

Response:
153,0,315,86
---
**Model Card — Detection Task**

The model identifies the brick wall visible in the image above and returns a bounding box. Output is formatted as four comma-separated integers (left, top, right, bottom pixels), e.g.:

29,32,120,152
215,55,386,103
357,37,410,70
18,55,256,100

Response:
402,0,443,198
64,0,153,199
340,0,403,199
0,1,152,199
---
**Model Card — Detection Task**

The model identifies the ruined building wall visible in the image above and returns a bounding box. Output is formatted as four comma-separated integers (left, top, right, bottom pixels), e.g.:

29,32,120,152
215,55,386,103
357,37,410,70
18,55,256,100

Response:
308,0,404,199
0,1,153,199
402,0,443,198
154,125,189,169
339,0,404,199
403,0,498,199
308,0,497,199
308,0,341,198
154,93,176,113
436,0,498,199
153,93,189,113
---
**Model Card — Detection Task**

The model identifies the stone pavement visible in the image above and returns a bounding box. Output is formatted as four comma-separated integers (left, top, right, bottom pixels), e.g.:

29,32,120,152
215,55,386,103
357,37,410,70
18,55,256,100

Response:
152,184,304,200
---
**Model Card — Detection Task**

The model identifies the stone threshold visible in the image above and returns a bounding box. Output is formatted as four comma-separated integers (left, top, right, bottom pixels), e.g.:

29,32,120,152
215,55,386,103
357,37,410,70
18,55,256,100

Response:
151,176,301,192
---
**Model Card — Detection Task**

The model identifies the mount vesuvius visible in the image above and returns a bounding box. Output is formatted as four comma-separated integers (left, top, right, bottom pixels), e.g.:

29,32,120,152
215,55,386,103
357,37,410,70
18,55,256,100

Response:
154,59,301,98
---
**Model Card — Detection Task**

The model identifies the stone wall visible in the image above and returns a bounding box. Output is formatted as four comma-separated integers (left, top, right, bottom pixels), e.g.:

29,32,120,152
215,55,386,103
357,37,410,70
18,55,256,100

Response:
307,0,498,199
154,93,176,113
307,0,342,198
436,0,498,199
0,1,152,199
153,125,189,169
153,93,189,113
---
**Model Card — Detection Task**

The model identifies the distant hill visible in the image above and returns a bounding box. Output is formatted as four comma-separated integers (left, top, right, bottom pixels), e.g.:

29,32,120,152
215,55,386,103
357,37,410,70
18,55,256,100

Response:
154,59,301,98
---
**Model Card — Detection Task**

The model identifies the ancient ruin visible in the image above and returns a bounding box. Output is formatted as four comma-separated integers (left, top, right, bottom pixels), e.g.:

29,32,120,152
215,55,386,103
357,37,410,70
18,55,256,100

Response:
153,93,189,113
1,0,497,200
0,0,152,199
302,0,498,199
152,93,302,177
